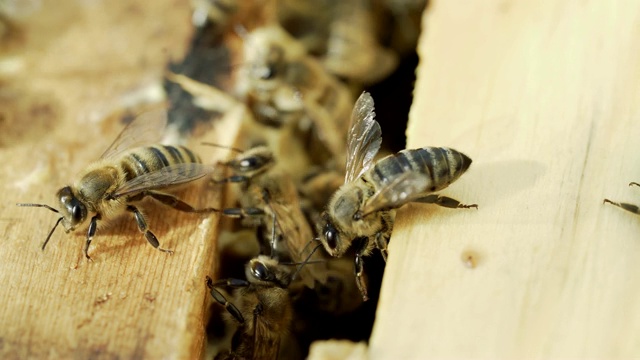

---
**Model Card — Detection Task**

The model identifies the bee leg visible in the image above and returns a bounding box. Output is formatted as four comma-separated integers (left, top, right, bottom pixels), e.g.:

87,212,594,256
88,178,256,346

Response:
127,205,173,254
84,214,102,260
603,199,640,215
222,207,266,219
374,233,389,262
375,216,393,262
414,194,478,209
145,191,220,213
630,182,640,188
206,276,249,324
354,238,370,302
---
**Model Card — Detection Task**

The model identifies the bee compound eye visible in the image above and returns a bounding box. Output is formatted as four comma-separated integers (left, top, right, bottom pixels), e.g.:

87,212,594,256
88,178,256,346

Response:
257,66,275,80
252,262,269,281
324,223,338,250
72,205,84,222
239,157,257,170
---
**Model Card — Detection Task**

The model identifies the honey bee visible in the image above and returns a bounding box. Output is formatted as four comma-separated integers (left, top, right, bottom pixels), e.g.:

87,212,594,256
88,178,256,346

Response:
207,255,294,360
321,0,398,85
17,110,218,260
317,92,477,300
209,144,276,185
207,184,322,359
215,145,328,288
604,182,640,215
379,0,429,55
276,0,400,85
275,0,333,56
236,25,353,167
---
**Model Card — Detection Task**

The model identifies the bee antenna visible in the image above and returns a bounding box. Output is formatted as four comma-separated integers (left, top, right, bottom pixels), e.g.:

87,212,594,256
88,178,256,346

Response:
42,217,63,251
300,237,320,256
201,142,245,154
16,203,64,251
16,203,60,214
292,243,323,281
280,259,326,266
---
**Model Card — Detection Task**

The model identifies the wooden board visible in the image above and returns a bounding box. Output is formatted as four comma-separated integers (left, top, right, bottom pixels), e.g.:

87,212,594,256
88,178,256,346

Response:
369,0,640,357
0,1,239,358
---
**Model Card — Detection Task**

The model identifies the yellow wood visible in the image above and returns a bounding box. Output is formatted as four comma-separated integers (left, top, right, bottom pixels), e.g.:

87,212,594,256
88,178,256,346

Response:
0,1,238,358
370,0,640,357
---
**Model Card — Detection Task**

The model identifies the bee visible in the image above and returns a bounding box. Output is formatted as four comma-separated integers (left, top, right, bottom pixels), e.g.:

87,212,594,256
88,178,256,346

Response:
275,0,334,56
206,144,276,186
371,0,429,56
275,0,400,85
321,0,398,85
236,24,353,168
17,110,218,260
214,145,328,288
207,191,320,359
604,182,640,215
317,92,477,300
207,256,294,360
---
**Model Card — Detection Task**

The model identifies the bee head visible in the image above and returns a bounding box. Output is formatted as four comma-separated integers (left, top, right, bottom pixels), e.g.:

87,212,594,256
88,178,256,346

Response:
233,147,275,176
247,256,291,288
319,212,343,257
56,186,88,232
250,44,285,85
244,26,305,90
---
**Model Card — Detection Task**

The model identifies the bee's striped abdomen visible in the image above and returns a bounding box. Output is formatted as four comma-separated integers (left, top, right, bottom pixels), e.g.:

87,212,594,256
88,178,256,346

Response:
121,145,201,182
370,147,471,193
411,147,471,192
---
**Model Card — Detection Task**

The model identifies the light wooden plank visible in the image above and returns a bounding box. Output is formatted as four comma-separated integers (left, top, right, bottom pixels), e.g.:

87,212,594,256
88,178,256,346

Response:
370,0,640,358
0,1,237,358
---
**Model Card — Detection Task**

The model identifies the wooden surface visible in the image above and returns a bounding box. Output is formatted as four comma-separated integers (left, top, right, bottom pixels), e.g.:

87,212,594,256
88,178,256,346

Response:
369,0,640,358
0,2,237,358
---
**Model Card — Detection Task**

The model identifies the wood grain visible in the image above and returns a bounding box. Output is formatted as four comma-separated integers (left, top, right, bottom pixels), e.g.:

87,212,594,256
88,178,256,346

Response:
369,0,640,358
0,1,238,358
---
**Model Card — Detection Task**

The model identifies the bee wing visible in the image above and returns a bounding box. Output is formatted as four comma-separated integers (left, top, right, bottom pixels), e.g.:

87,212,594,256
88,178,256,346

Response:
100,109,168,160
268,202,327,285
345,91,382,184
269,202,316,262
264,177,328,286
113,163,214,198
360,172,430,216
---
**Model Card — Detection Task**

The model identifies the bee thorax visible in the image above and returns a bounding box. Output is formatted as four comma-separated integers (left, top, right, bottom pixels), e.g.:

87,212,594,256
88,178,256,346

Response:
76,167,120,206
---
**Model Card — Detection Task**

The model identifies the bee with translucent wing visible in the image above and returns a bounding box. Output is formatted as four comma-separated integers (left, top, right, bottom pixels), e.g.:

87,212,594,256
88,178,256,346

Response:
207,255,294,360
17,109,219,259
237,25,353,167
206,194,321,360
322,0,399,85
317,92,477,301
212,144,329,288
